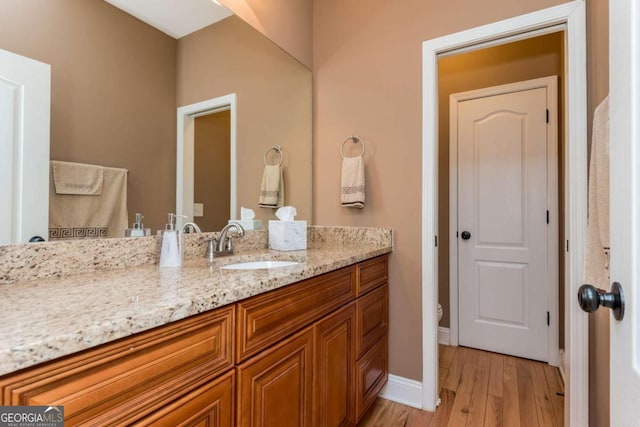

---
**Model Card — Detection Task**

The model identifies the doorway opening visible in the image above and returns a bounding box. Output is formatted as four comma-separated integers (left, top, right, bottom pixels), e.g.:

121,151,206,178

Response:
176,94,237,230
421,2,587,424
441,30,564,367
447,75,561,365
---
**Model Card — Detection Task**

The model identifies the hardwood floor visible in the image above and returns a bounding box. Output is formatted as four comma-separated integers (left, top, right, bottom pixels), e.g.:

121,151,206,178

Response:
358,345,564,427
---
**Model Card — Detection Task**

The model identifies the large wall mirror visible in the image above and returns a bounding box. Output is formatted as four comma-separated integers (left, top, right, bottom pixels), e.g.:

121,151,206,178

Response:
0,0,312,244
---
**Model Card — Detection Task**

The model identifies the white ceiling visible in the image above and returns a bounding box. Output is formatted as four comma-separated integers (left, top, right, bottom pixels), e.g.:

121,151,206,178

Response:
104,0,233,39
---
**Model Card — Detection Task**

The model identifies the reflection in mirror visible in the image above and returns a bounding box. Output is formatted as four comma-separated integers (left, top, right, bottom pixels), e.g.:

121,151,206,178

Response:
0,0,311,244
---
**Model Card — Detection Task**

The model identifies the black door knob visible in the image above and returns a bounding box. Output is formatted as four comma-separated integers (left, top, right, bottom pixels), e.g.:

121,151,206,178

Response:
461,231,471,240
578,282,625,321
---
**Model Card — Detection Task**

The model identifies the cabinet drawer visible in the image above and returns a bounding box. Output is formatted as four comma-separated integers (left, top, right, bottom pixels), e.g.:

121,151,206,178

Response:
355,337,388,421
357,256,388,296
0,306,235,426
134,370,234,427
236,266,356,362
356,284,388,358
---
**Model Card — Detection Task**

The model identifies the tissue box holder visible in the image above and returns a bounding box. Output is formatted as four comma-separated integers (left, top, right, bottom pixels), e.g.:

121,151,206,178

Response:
269,220,307,251
230,219,263,230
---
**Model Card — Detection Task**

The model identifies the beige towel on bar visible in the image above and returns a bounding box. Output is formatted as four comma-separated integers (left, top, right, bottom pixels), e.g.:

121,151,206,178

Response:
341,156,365,208
49,161,128,240
52,160,104,195
584,96,610,289
259,165,284,208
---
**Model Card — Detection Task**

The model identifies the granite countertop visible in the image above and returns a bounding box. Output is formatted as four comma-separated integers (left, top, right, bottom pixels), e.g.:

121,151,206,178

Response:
0,244,391,376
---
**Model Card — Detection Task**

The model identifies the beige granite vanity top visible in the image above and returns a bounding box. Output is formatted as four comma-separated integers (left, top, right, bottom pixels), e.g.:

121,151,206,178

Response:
0,243,391,376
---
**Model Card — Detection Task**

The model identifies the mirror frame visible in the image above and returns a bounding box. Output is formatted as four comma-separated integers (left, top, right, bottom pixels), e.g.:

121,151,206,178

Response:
176,93,237,228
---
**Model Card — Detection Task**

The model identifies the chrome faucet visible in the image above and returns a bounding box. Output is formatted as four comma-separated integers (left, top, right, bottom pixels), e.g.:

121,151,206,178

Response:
206,222,245,259
181,222,202,234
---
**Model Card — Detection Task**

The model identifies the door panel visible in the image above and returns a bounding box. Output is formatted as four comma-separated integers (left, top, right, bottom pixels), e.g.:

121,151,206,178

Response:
457,85,549,361
609,0,640,422
0,48,50,244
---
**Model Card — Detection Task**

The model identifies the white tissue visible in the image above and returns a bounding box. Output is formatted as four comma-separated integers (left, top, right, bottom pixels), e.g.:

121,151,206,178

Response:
240,207,255,220
275,206,297,222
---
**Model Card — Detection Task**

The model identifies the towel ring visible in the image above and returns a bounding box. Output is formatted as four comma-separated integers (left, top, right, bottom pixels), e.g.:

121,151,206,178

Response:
341,136,365,159
264,145,284,166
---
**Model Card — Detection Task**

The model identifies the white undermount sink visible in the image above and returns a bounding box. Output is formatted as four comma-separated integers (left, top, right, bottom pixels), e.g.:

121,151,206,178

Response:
220,260,300,270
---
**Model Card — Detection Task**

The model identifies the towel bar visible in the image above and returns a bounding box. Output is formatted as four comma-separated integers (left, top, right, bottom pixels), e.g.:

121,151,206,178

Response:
341,136,365,158
264,145,284,166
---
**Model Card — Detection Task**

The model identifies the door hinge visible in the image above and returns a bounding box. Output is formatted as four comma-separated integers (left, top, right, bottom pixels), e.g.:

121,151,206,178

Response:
546,210,550,224
546,109,550,123
435,235,438,247
566,240,569,252
547,311,550,326
456,231,459,238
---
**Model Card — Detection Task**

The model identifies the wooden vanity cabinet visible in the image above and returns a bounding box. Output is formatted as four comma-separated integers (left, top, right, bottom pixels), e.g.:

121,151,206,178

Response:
0,305,235,426
236,255,389,426
0,255,389,426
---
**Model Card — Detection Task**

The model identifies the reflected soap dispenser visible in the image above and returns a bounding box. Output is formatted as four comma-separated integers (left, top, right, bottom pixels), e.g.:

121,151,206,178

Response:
125,213,151,237
159,213,183,268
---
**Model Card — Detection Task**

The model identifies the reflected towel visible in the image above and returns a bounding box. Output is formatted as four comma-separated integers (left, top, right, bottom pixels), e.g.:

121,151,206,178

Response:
259,165,284,208
584,96,610,288
49,162,128,239
341,156,365,208
52,160,103,195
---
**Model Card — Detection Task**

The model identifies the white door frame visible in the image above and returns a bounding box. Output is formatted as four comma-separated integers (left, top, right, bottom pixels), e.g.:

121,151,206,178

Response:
421,2,587,425
448,76,560,366
176,94,237,227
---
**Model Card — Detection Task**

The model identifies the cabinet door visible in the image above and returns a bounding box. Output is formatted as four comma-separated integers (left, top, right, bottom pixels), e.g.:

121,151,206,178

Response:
237,327,314,427
134,371,234,427
314,303,356,427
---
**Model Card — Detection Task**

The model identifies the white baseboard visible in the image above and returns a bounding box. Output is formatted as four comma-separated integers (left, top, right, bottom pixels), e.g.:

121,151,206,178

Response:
379,374,423,409
438,327,450,345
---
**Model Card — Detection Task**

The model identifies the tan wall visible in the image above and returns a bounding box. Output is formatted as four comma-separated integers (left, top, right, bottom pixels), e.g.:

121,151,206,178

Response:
219,0,312,69
313,0,568,381
194,111,231,231
177,16,313,223
437,32,565,334
587,0,610,425
0,0,177,233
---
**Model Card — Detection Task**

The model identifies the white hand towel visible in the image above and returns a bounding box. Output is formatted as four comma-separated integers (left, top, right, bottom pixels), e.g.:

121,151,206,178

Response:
584,96,610,288
259,165,284,208
341,156,365,208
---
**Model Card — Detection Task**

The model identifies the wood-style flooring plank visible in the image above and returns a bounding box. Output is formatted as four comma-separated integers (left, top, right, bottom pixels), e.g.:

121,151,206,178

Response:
440,344,456,370
543,364,565,426
443,346,466,391
488,352,505,398
516,359,539,427
484,395,504,427
530,361,558,427
447,362,477,426
466,351,491,427
428,388,455,426
502,356,521,427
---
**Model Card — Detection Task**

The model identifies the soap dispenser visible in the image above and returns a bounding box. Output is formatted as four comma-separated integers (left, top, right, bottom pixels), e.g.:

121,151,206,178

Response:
125,213,151,237
159,213,183,268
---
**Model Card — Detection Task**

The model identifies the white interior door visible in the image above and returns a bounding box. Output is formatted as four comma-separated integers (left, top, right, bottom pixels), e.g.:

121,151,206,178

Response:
455,79,557,362
608,0,640,423
0,48,50,244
